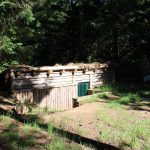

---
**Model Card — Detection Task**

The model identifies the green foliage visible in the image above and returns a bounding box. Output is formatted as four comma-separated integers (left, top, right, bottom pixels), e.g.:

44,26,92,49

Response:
112,93,142,105
82,83,150,108
0,0,150,69
0,0,36,70
0,60,18,72
79,94,100,104
0,114,83,150
98,83,150,96
0,36,18,54
98,93,109,99
19,5,35,24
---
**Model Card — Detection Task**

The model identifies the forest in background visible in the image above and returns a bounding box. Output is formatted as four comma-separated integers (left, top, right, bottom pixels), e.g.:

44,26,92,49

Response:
0,0,150,71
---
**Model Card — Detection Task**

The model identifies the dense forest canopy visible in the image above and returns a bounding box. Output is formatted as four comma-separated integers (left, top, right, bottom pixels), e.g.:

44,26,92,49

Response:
0,0,150,71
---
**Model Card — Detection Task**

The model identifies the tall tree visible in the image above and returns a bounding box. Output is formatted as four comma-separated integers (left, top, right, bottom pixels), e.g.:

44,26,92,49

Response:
0,0,149,70
0,0,36,71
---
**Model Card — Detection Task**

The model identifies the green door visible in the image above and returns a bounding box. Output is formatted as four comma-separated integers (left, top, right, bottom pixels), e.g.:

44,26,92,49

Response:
78,82,89,97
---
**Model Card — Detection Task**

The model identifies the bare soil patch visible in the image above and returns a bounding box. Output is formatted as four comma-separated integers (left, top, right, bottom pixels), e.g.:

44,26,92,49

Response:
45,99,150,150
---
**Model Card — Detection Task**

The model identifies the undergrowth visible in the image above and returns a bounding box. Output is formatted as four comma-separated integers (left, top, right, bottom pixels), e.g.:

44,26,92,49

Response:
0,114,83,150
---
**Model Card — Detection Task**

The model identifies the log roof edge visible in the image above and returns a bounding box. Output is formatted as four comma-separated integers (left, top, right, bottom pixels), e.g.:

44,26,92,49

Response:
2,61,119,73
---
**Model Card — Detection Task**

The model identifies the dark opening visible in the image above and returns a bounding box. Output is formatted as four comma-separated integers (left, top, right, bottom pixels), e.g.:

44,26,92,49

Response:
78,82,89,97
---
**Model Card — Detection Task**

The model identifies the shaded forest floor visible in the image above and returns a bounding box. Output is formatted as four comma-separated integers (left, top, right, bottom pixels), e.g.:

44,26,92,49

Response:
0,114,86,150
0,115,51,150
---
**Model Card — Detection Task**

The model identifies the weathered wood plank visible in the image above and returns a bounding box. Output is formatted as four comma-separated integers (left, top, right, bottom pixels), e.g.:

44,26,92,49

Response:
12,84,78,110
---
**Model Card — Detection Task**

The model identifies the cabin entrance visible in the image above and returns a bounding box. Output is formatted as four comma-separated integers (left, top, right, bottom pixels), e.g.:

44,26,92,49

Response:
78,82,89,97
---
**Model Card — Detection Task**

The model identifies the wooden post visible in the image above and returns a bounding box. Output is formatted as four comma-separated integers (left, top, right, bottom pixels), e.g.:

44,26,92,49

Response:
31,70,35,77
72,69,77,75
93,69,96,73
83,68,88,74
14,71,21,78
47,70,53,77
90,72,93,89
60,69,65,75
72,73,76,84
10,69,15,78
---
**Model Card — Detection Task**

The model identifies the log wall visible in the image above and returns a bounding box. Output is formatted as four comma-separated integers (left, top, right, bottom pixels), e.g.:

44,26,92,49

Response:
35,84,77,110
12,89,33,103
12,84,77,110
11,70,114,90
10,68,115,110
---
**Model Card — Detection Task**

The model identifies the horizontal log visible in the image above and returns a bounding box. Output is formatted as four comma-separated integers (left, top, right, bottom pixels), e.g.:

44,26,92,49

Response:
92,73,104,76
12,77,73,86
12,78,105,89
91,75,103,79
13,66,79,74
12,81,77,90
12,70,107,79
13,75,74,81
12,78,103,90
33,66,78,70
92,82,103,86
13,72,75,79
49,83,78,88
11,71,113,91
13,74,93,84
12,78,104,87
11,84,46,90
91,77,103,81
12,89,33,93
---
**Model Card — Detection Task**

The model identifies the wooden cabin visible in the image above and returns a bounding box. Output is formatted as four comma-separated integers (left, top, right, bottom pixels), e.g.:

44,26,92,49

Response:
0,63,116,110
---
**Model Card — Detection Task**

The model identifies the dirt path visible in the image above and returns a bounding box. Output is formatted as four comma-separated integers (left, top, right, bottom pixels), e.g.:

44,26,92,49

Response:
45,100,150,145
47,102,104,140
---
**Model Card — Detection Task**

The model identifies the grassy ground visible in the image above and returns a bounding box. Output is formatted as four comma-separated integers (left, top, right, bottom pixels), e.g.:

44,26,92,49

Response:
81,83,150,105
0,83,150,150
97,105,150,150
80,83,150,150
0,113,83,150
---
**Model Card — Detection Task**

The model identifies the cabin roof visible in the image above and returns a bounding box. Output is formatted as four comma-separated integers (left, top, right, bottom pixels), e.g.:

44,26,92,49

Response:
8,61,118,72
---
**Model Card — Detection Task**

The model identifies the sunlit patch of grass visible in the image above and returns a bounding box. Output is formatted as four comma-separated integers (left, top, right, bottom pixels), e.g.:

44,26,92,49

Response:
81,83,148,106
79,94,100,104
29,121,42,132
97,108,150,150
80,92,110,104
22,123,32,133
97,83,131,95
144,143,150,150
0,115,14,127
98,84,113,92
50,136,81,150
106,101,123,109
29,107,57,115
47,122,55,135
108,93,142,108
0,114,86,150
47,122,83,150
97,83,150,96
81,92,142,107
0,123,36,150
119,93,141,104
98,93,109,99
